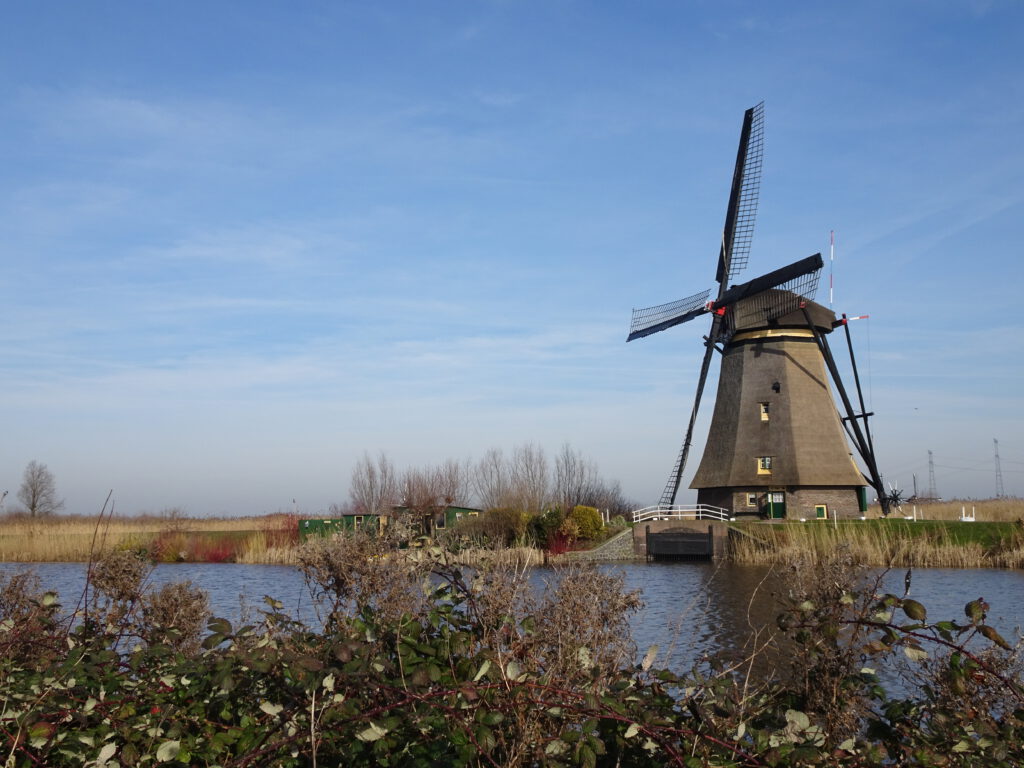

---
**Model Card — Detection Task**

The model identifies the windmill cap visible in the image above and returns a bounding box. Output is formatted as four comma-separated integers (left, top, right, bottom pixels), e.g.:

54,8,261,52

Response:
729,290,836,334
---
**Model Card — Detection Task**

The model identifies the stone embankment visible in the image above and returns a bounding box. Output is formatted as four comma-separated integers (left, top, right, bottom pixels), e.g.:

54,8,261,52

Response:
554,529,641,562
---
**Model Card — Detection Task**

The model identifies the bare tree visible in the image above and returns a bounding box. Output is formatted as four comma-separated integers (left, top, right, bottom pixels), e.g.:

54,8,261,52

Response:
509,443,550,514
553,443,599,512
349,452,398,516
587,478,636,518
16,461,64,518
474,448,510,511
435,458,470,507
400,465,446,535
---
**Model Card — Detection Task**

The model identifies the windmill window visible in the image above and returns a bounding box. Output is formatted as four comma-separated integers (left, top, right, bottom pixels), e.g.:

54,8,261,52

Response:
771,381,781,393
759,402,770,421
757,456,773,474
746,493,758,507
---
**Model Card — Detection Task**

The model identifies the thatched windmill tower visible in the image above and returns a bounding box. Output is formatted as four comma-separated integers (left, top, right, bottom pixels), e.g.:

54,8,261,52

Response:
627,103,885,519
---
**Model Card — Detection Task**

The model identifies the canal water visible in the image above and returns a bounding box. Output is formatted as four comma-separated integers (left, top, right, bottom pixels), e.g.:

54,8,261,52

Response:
2,561,1021,674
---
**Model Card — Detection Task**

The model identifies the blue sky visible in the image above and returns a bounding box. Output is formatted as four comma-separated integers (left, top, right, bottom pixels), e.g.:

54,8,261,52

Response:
1,1,1022,516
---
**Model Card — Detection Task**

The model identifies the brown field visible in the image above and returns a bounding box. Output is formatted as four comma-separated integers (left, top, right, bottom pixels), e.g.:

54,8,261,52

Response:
0,512,299,564
866,497,1024,522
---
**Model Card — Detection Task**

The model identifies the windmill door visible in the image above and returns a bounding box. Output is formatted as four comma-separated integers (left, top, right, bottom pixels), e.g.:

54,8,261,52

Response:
767,492,786,519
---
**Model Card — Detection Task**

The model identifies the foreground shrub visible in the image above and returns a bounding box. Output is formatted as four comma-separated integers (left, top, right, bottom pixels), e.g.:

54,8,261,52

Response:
0,551,1022,766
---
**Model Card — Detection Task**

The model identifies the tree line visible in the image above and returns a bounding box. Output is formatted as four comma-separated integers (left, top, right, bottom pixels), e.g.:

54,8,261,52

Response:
340,443,635,521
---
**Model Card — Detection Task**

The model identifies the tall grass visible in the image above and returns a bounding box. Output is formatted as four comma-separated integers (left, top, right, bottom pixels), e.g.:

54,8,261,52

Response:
731,518,1024,568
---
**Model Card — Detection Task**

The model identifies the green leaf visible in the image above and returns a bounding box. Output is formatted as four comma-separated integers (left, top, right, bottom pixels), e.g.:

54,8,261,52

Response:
475,724,496,753
28,721,54,749
624,723,640,739
979,624,1013,650
640,644,658,672
97,742,117,762
965,599,986,623
545,738,569,756
505,660,522,681
786,710,810,731
356,722,388,742
904,646,928,662
481,711,504,726
259,701,283,717
156,740,180,762
207,617,232,634
473,660,491,682
577,646,593,669
901,599,927,622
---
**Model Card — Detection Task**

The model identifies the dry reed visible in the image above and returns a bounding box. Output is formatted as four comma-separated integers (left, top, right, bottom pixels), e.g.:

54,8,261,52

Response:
440,545,545,569
730,518,1017,569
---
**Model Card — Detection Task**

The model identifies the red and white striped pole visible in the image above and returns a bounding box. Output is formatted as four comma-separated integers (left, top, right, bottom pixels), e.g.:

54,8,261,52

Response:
829,229,835,309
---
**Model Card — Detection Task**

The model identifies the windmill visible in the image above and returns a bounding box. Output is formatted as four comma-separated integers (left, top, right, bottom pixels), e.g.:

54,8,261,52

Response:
628,102,887,519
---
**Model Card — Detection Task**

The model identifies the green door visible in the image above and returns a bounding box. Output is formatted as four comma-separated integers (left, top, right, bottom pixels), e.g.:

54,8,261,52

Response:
768,492,786,519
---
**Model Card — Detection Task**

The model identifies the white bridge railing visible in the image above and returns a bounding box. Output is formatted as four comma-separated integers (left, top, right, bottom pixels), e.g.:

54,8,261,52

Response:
631,504,732,523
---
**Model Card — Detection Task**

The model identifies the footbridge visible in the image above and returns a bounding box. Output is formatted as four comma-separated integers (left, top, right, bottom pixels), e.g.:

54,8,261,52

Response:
630,504,732,524
631,504,734,561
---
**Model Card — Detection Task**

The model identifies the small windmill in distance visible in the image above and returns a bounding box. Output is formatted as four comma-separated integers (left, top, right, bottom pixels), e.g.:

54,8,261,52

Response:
628,102,887,519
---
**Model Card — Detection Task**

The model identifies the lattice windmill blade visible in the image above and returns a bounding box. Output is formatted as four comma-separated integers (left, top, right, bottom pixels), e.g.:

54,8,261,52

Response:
715,101,764,290
627,288,712,342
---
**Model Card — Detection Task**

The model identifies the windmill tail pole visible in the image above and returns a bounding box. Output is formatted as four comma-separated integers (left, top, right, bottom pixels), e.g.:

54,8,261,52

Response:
840,315,877,461
801,305,889,516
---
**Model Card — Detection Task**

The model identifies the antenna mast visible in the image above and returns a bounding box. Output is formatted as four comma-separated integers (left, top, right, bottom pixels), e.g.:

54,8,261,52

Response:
927,450,938,500
995,438,1006,498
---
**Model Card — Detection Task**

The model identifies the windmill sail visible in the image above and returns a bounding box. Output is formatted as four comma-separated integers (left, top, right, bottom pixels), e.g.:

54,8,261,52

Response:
627,289,711,341
716,101,764,287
